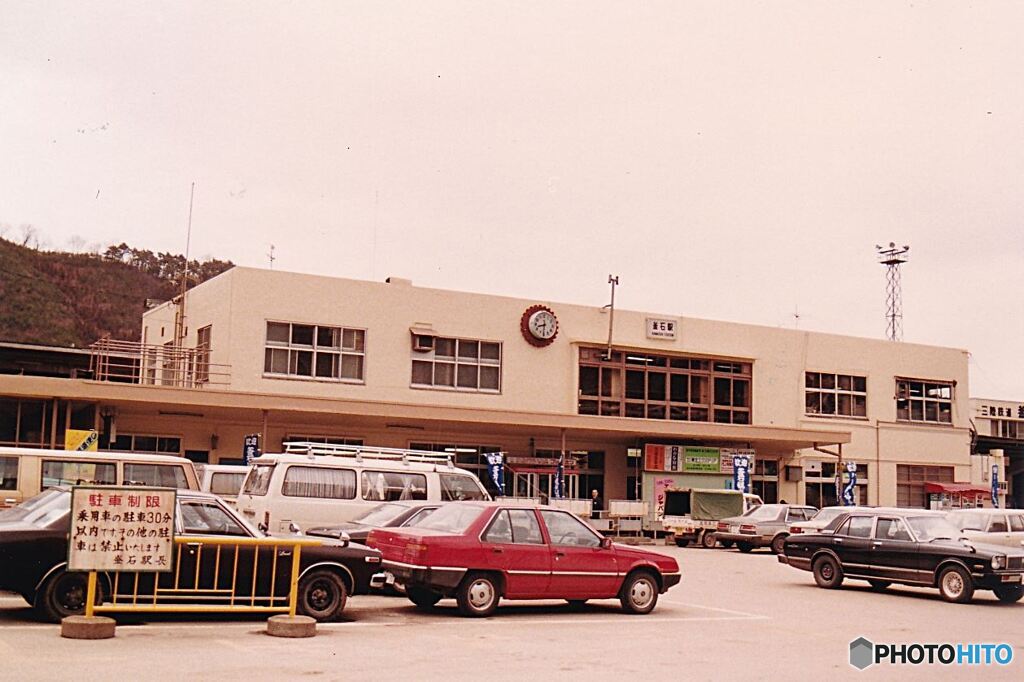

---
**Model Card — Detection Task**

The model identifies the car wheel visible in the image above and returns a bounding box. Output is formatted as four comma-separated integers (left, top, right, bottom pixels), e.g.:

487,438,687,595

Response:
720,540,734,549
868,580,891,591
993,585,1024,604
701,532,718,549
619,571,659,615
770,534,788,555
937,565,974,604
36,570,102,623
812,555,844,589
736,542,754,553
673,537,690,548
406,585,443,609
456,573,499,617
297,569,348,622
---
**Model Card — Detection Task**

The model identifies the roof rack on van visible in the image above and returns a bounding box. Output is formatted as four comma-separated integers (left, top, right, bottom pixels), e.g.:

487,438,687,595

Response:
281,441,456,468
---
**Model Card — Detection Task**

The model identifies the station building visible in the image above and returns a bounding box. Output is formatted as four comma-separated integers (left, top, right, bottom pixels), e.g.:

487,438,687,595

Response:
0,266,1003,512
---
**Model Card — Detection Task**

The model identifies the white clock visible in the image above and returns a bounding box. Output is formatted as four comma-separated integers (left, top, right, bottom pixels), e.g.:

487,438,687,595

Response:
521,305,559,346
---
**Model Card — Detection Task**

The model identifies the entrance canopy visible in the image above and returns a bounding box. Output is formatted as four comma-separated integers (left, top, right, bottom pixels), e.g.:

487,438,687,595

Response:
923,482,989,495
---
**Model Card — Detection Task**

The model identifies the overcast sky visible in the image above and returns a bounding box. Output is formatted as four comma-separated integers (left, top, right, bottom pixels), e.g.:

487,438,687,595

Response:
1,2,1021,399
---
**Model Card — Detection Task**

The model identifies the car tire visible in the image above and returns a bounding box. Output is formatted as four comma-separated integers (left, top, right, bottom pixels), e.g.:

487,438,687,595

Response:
701,532,718,549
673,538,690,548
937,565,974,604
619,571,659,615
868,580,891,591
736,542,754,553
770,534,788,555
297,569,348,622
456,573,500,617
35,570,103,623
812,555,844,589
720,540,734,549
406,586,443,609
993,585,1024,604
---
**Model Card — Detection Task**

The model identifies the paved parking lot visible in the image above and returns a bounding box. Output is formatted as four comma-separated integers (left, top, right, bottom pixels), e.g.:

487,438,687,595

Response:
2,544,1021,681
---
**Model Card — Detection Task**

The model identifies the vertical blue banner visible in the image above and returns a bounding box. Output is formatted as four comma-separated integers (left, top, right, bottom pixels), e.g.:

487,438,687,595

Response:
842,462,857,506
992,464,999,508
732,455,750,494
243,434,260,465
486,452,505,496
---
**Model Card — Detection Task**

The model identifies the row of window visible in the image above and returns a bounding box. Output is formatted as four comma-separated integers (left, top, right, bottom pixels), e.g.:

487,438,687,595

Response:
259,322,956,424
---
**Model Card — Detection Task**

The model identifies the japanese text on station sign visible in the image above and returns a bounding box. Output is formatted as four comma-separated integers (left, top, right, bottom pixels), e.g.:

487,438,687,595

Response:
68,487,176,572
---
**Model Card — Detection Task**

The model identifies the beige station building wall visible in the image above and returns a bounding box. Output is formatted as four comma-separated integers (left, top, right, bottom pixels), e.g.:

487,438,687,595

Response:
122,266,985,508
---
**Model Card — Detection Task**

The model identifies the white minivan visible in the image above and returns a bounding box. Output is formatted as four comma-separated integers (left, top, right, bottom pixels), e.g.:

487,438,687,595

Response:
236,443,490,533
0,446,201,508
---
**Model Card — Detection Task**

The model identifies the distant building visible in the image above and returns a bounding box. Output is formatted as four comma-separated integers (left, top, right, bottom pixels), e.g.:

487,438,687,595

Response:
971,398,1024,508
0,267,999,510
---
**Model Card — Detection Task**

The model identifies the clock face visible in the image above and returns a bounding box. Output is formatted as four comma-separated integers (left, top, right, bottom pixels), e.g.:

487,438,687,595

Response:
521,305,559,347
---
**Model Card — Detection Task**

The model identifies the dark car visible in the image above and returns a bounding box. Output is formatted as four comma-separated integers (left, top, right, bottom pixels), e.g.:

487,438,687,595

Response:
305,501,439,544
780,509,1024,604
0,487,384,622
368,502,681,617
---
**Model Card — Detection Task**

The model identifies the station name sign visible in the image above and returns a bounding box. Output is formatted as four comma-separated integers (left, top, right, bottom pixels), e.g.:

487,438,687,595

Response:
68,486,176,572
979,404,1024,419
644,444,755,474
645,317,678,340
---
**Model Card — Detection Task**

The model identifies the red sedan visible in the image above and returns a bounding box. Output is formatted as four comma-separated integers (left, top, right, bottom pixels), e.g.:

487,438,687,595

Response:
368,502,681,617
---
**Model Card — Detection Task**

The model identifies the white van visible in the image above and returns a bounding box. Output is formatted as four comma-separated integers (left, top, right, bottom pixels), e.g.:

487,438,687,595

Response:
195,464,250,498
236,443,490,533
0,446,201,509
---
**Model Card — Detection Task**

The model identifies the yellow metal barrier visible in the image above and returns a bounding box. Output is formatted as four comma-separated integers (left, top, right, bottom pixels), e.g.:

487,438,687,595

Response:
84,536,323,618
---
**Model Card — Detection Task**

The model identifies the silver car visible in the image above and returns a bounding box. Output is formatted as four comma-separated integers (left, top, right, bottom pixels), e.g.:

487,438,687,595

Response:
947,509,1024,549
715,504,818,554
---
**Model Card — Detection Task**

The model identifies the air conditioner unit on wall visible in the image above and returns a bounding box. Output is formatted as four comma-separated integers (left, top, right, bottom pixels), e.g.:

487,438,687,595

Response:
412,334,435,352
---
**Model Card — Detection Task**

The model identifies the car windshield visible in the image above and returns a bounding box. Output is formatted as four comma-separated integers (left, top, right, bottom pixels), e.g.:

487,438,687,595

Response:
946,511,990,532
743,504,783,521
0,488,70,528
906,515,962,542
353,503,410,527
412,504,483,534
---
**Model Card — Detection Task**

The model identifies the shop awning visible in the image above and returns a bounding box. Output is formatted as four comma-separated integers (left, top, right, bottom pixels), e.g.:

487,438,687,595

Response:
923,482,989,495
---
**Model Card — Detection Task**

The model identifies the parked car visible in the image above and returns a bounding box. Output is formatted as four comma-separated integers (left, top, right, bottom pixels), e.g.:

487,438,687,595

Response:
196,464,250,499
789,506,874,535
716,503,818,553
780,509,1024,603
0,446,200,509
0,487,383,622
305,501,440,544
237,443,490,533
947,508,1024,548
367,502,680,617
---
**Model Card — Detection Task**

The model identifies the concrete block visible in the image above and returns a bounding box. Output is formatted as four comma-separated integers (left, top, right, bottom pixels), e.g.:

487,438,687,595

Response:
60,615,116,639
266,614,317,638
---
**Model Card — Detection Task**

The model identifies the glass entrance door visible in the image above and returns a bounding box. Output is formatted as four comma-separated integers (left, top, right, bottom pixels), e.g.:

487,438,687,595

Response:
514,473,579,500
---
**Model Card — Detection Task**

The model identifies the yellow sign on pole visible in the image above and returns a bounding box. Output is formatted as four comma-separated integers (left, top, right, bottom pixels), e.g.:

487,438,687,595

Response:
65,429,99,451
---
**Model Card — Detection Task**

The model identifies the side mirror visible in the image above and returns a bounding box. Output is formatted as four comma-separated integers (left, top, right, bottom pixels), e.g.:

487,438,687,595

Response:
338,531,351,547
288,522,302,535
600,537,612,550
257,522,269,534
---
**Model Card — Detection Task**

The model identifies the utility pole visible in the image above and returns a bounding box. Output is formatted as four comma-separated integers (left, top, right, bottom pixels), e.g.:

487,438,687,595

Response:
172,182,195,387
604,275,619,360
267,244,276,269
876,242,910,341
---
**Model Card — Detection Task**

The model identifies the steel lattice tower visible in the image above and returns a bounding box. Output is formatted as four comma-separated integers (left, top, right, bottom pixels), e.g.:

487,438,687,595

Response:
876,242,910,341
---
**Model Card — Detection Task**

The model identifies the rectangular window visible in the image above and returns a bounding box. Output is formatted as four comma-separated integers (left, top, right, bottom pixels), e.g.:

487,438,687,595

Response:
410,442,502,496
896,465,954,508
123,463,189,488
0,456,17,490
106,434,182,455
264,321,365,382
411,336,501,393
805,372,867,418
282,466,356,499
578,347,751,424
284,435,364,449
41,460,116,487
360,471,428,501
896,379,954,424
196,325,212,384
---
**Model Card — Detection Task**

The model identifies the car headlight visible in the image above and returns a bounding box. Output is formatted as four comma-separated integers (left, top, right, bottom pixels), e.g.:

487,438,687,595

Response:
992,555,1006,570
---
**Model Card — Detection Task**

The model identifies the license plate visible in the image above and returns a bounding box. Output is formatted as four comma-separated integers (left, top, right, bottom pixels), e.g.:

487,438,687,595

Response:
731,525,738,533
1001,574,1022,583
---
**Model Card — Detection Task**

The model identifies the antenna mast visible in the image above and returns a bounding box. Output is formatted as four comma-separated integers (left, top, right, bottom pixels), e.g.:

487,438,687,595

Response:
876,242,910,341
174,182,195,351
604,275,619,359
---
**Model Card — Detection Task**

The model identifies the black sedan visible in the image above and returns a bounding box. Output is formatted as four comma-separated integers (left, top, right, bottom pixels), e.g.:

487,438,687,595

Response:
305,501,439,544
0,487,384,622
780,509,1024,604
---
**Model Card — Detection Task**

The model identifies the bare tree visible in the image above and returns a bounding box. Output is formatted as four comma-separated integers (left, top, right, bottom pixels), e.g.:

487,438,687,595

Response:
19,224,38,248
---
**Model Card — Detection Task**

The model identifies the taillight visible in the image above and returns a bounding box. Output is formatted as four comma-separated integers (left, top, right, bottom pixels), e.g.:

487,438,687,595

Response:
717,522,729,532
739,524,756,534
404,542,428,563
790,526,802,534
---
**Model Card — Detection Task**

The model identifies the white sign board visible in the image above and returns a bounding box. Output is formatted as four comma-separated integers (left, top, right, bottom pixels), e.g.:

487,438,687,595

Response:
69,486,176,572
645,317,678,340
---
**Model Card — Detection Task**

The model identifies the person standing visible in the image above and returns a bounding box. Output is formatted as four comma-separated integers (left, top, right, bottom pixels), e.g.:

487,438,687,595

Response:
590,489,603,518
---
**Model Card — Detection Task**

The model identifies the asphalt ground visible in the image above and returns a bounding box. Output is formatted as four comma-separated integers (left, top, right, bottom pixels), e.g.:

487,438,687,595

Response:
1,544,1021,681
